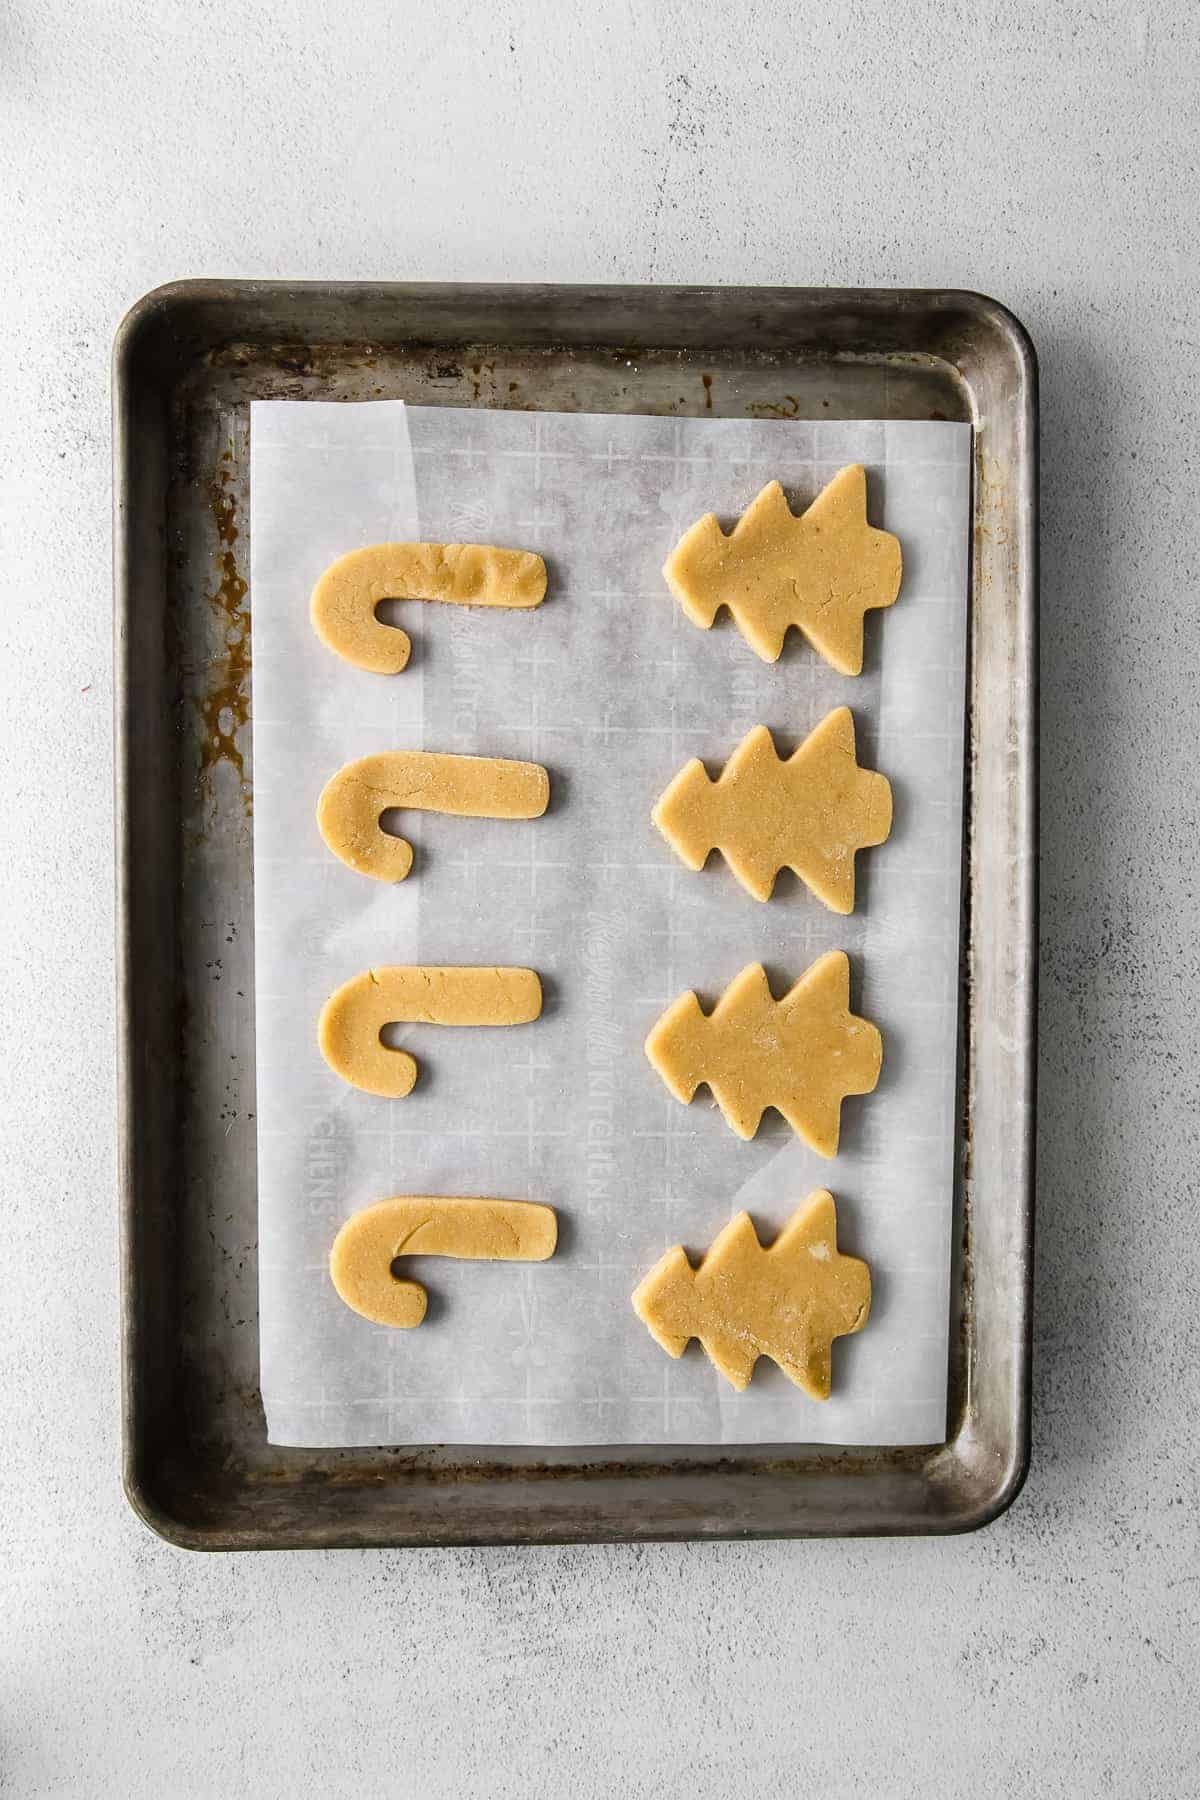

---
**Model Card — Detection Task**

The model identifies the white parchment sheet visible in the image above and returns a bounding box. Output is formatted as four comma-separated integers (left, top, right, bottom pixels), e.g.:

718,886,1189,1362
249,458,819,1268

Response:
250,402,971,1447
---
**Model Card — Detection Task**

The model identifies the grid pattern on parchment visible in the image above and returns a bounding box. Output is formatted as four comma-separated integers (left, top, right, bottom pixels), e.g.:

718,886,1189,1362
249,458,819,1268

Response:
249,403,972,1448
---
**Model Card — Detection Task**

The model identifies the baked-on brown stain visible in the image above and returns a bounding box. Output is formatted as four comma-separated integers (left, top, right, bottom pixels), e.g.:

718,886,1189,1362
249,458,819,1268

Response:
748,393,802,419
702,372,713,410
197,462,251,813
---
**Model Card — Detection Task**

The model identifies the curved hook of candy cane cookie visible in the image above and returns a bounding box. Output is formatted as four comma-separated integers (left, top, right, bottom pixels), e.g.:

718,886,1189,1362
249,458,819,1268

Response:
330,1196,558,1327
311,541,547,673
317,750,549,883
318,965,543,1098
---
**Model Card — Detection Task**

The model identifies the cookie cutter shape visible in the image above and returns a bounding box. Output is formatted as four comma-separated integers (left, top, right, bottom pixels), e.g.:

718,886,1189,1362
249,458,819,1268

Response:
632,1191,870,1396
652,709,891,912
331,1196,558,1328
311,541,547,673
318,750,550,883
663,463,901,674
644,952,881,1153
319,965,543,1098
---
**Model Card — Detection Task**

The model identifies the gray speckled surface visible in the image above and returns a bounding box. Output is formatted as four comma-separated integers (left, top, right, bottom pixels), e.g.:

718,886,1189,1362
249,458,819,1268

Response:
2,1,1197,1792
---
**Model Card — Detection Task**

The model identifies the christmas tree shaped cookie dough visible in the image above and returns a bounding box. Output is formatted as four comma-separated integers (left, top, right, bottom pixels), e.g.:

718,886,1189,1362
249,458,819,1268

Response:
311,540,547,674
652,708,891,911
644,952,881,1153
632,1191,870,1396
331,1196,558,1328
663,463,901,673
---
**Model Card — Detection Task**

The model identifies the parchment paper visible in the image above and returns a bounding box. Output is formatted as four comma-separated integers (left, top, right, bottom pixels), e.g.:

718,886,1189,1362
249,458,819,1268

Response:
249,402,971,1447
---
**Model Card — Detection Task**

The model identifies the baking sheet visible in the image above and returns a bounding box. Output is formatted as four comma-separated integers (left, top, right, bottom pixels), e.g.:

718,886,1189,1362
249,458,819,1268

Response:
249,401,971,1447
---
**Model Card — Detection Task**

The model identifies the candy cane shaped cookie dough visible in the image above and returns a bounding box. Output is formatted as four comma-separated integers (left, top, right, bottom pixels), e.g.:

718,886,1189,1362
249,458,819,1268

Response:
311,541,547,673
317,750,549,882
330,1196,558,1328
318,965,543,1098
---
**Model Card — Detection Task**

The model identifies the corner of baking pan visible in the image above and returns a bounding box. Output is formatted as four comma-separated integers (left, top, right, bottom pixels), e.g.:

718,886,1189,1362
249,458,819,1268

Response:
119,1459,210,1554
112,279,196,386
916,286,1040,394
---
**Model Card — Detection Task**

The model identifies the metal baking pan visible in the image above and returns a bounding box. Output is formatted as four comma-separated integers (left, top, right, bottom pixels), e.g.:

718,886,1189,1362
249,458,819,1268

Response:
115,283,1037,1548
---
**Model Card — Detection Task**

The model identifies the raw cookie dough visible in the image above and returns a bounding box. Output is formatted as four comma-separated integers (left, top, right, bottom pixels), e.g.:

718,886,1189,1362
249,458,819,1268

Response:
310,541,547,673
330,1196,558,1328
318,750,550,882
632,1191,870,1396
319,965,543,1098
644,952,881,1153
663,463,901,674
652,708,891,911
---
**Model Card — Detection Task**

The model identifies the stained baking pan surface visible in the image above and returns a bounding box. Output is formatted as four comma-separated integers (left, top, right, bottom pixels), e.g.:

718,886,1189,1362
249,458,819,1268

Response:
115,283,1037,1547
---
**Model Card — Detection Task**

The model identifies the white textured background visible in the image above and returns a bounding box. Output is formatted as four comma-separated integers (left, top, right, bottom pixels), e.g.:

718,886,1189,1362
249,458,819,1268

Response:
1,1,1197,1793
